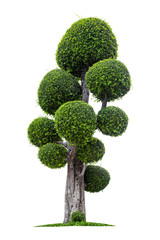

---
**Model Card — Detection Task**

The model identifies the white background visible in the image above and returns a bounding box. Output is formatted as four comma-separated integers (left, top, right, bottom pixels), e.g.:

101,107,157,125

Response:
0,0,160,239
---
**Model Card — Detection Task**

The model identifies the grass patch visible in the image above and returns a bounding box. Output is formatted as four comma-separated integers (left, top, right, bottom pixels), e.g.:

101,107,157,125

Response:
35,221,115,227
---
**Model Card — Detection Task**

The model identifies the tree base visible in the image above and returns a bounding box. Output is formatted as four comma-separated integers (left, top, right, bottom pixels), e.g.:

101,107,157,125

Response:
35,221,115,227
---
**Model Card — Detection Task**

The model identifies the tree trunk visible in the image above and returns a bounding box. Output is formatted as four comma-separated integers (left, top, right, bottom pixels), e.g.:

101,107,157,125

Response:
63,67,88,223
63,157,86,223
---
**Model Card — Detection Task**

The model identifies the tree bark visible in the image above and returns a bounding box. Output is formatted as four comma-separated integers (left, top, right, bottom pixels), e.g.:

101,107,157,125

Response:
81,67,89,103
101,95,107,109
63,156,86,223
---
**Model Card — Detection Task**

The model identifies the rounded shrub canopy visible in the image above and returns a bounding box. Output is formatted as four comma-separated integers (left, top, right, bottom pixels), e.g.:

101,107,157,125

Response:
76,137,105,164
54,101,97,144
71,211,86,222
38,143,67,169
56,17,118,77
85,59,131,102
38,69,82,115
97,106,128,137
84,165,110,193
27,117,61,147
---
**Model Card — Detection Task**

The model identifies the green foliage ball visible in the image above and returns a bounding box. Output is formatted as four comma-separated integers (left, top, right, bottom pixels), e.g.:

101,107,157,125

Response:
97,106,128,137
71,211,86,222
38,143,67,169
56,17,118,77
27,117,61,147
84,165,110,193
54,101,97,144
85,59,131,102
38,69,82,115
76,137,105,164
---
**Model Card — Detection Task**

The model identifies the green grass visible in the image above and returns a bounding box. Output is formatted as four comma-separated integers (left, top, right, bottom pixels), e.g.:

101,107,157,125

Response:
35,221,115,227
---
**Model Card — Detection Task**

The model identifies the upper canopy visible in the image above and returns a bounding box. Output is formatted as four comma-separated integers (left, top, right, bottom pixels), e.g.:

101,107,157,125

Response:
56,17,118,77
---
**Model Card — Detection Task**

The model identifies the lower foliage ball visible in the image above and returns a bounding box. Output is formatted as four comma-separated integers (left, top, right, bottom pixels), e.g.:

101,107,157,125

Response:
71,211,86,222
38,143,67,169
97,106,128,137
76,137,105,164
55,101,97,144
84,165,110,192
27,117,61,147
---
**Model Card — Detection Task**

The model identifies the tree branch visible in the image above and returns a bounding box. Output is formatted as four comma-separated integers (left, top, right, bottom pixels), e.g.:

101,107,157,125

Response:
56,141,70,149
81,67,89,103
101,95,107,109
64,158,68,163
79,163,86,178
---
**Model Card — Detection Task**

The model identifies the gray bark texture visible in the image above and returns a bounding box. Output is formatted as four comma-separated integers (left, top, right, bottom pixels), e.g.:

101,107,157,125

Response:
63,151,86,223
63,68,88,223
101,95,107,109
81,67,89,103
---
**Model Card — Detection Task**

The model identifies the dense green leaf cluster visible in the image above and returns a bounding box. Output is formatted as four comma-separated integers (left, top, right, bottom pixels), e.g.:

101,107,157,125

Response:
38,69,82,115
71,211,86,222
38,143,67,169
56,17,118,77
55,101,97,144
97,106,128,136
76,137,105,164
84,165,110,192
85,59,131,102
27,117,61,147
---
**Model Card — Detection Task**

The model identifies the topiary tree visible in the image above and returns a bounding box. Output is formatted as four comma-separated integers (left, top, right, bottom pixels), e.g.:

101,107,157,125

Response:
27,17,131,224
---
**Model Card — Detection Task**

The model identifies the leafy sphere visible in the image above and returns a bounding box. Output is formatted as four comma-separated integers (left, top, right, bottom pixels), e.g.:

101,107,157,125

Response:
84,165,110,193
56,17,118,77
54,101,97,144
97,106,128,136
71,211,86,222
85,59,131,102
76,137,105,164
27,117,61,147
38,69,82,115
38,143,67,169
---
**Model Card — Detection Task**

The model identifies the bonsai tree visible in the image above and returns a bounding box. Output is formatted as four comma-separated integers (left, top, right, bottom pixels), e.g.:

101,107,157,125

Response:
27,17,131,224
